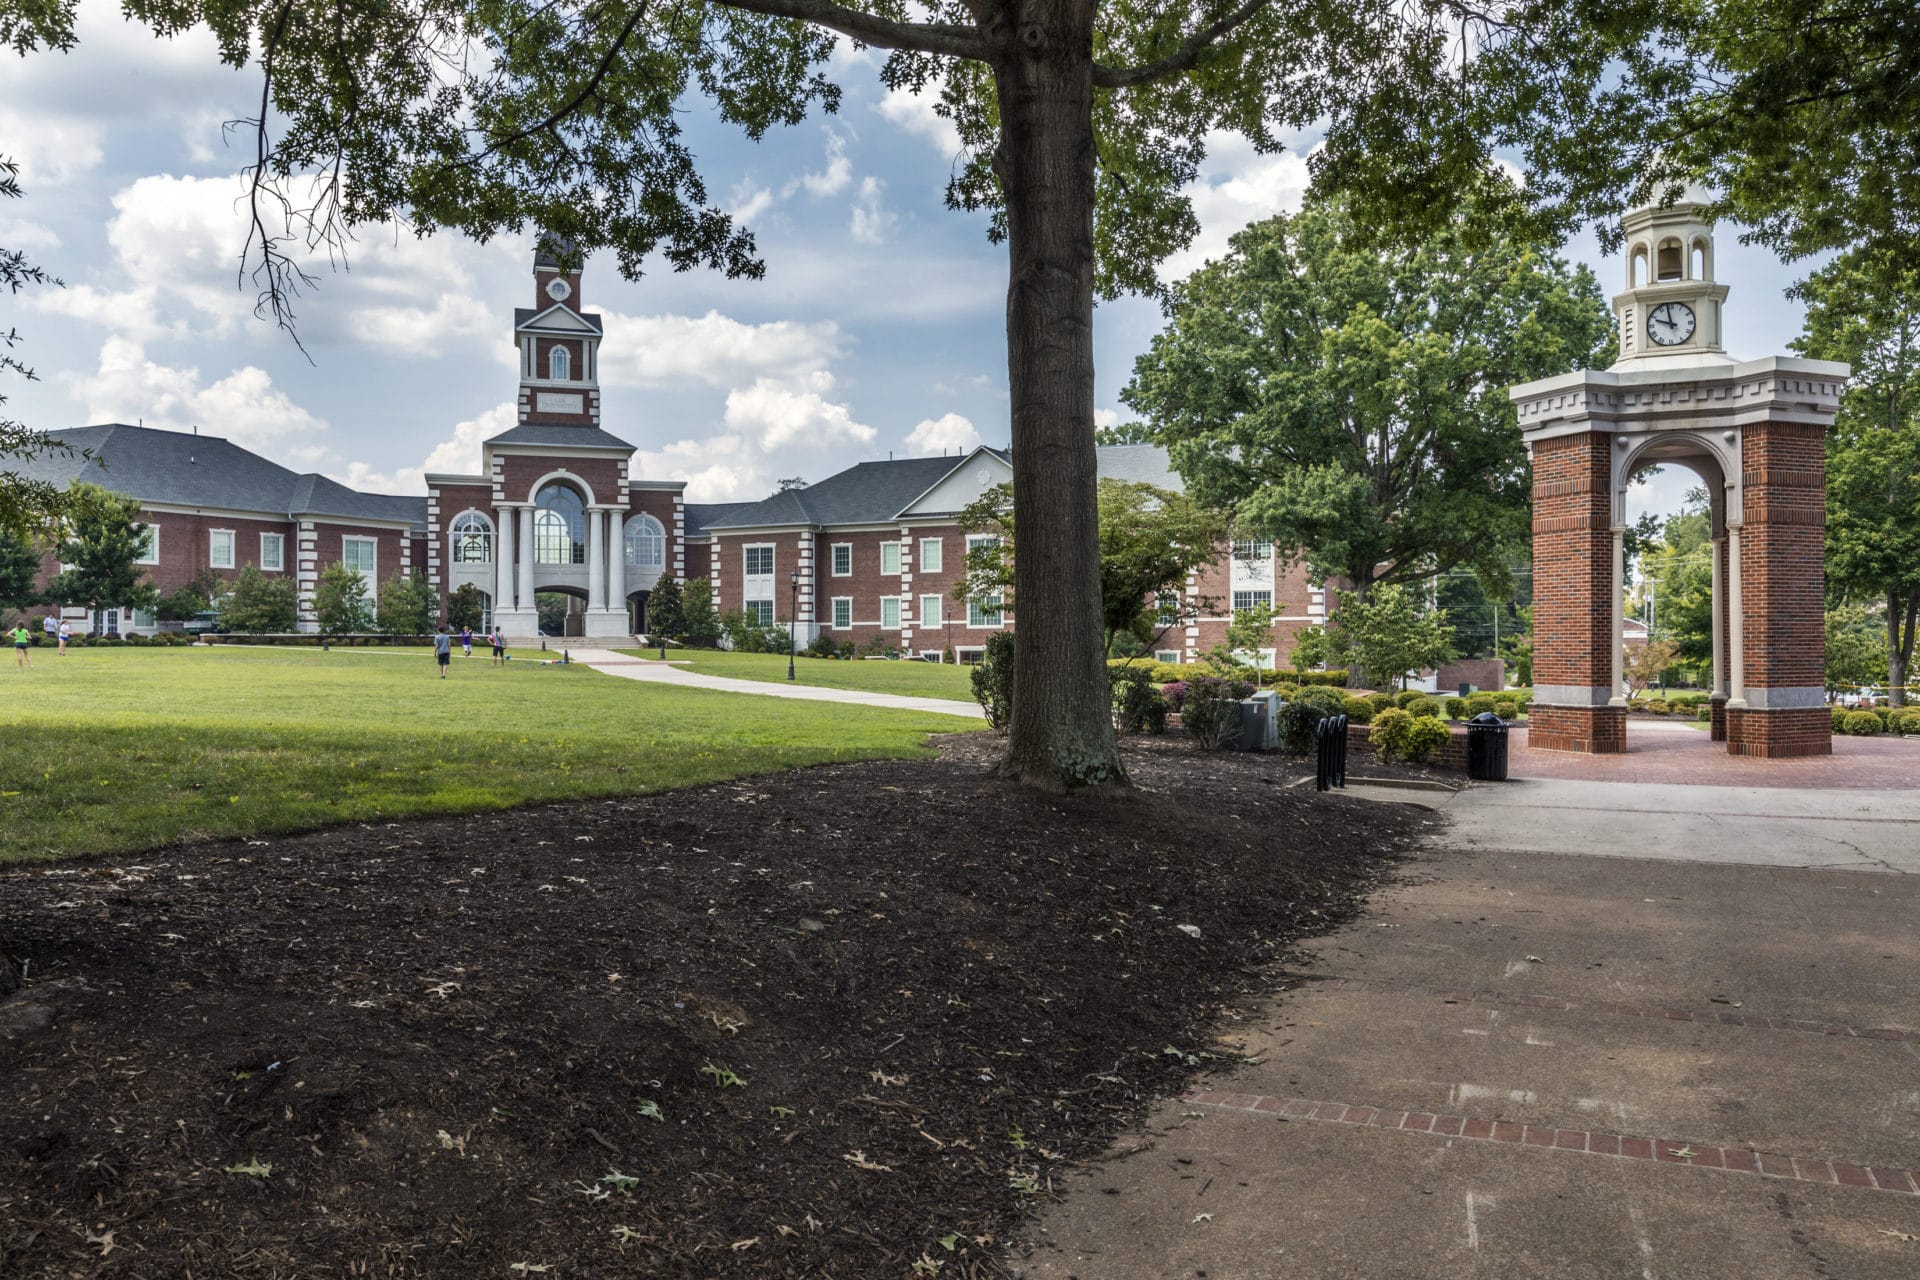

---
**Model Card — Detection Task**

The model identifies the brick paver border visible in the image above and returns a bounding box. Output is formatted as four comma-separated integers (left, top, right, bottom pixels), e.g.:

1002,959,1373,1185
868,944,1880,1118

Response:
1181,1090,1920,1196
1292,976,1920,1045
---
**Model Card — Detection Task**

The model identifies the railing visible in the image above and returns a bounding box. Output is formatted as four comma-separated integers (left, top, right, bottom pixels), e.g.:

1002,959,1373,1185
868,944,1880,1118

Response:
1315,712,1349,791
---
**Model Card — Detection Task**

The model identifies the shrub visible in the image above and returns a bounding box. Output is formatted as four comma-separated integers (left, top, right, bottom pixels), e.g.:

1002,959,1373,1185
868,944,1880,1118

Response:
1646,699,1670,715
1444,696,1466,720
1160,680,1188,713
1697,705,1713,722
1183,676,1250,750
1276,684,1349,752
1841,710,1885,736
1831,705,1851,729
1399,715,1453,763
1871,706,1896,729
1110,666,1169,735
1364,691,1396,716
1394,689,1430,710
1407,697,1441,718
1343,695,1375,725
221,562,300,633
1369,707,1414,758
1463,693,1498,718
446,582,487,633
1492,699,1521,721
971,631,1015,730
1892,708,1920,735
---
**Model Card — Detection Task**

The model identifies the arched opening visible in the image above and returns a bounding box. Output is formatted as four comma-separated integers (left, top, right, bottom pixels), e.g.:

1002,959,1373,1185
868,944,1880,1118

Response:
1655,238,1683,282
450,510,493,564
535,586,589,638
548,344,571,381
625,589,650,635
1690,237,1709,281
1630,245,1649,288
533,482,587,565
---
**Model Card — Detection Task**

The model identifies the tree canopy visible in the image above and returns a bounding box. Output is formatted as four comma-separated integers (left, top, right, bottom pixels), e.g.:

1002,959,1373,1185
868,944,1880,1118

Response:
1122,197,1613,599
44,483,158,616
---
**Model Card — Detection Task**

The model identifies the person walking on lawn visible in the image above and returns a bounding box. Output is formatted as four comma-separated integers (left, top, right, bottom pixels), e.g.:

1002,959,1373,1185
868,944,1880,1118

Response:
434,626,452,678
460,625,473,658
13,623,34,669
57,620,70,655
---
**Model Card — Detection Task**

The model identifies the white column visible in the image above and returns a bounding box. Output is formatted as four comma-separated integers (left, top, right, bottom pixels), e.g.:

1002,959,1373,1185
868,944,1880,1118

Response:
607,511,626,625
518,504,535,610
1710,535,1725,697
1609,525,1626,706
587,507,606,612
495,507,516,611
1727,524,1746,707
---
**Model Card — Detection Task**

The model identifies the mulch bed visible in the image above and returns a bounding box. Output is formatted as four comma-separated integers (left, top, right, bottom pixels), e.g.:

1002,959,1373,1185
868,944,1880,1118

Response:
1,736,1436,1278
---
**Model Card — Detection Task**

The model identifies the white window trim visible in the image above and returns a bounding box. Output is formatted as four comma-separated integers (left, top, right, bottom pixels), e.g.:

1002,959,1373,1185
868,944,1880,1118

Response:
967,592,1004,629
549,344,571,381
209,528,236,570
260,532,285,572
449,511,494,566
918,537,943,574
919,594,943,627
830,596,853,630
879,541,902,577
343,535,379,579
1155,650,1183,664
135,523,159,566
745,598,775,627
1231,590,1274,613
956,646,986,665
830,543,853,577
742,543,776,579
880,596,902,630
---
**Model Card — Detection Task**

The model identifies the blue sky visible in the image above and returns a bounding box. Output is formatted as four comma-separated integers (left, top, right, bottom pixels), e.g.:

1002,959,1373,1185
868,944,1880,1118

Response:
5,2,1816,520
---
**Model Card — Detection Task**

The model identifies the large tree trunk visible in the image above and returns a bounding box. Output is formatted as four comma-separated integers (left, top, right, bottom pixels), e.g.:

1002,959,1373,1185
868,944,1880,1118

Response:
1891,589,1918,709
991,2,1127,793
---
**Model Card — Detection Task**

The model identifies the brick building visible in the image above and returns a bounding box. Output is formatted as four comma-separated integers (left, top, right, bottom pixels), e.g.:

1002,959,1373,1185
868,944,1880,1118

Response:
12,239,1331,663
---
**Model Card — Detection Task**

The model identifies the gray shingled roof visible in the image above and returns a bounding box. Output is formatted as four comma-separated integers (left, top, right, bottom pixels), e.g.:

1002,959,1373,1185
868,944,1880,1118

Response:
512,306,605,334
701,444,1184,530
488,421,635,450
683,502,756,538
13,424,427,529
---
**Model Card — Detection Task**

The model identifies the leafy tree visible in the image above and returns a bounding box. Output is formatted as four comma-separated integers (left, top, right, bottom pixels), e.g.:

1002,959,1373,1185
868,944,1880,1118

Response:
1792,250,1920,707
219,563,299,633
1436,564,1529,662
155,572,220,623
0,528,40,610
446,582,486,632
1123,198,1614,599
314,562,374,634
648,576,686,641
1826,604,1889,693
956,479,1225,654
2,154,80,544
375,570,435,634
681,578,720,648
43,483,159,618
1623,638,1679,700
1635,501,1713,683
1206,600,1280,672
1311,584,1453,692
536,591,570,637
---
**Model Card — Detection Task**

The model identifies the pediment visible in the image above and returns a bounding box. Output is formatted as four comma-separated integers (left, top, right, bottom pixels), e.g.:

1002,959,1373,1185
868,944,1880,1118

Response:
518,304,600,334
897,447,1013,517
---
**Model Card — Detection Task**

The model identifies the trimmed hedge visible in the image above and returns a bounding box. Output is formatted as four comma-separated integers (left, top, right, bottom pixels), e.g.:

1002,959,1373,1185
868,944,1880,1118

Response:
1841,710,1885,736
1342,695,1376,725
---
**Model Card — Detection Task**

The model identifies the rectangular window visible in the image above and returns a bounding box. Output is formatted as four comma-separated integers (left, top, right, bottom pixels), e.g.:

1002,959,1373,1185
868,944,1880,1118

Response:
132,608,157,629
919,594,943,627
1232,538,1274,562
830,543,852,576
881,596,901,630
1156,591,1180,624
135,523,158,566
832,597,852,630
1155,650,1182,664
746,599,774,626
918,537,942,574
956,647,985,666
209,529,235,569
968,593,1004,629
1231,590,1273,613
342,536,378,576
879,541,902,576
743,545,774,577
260,533,285,572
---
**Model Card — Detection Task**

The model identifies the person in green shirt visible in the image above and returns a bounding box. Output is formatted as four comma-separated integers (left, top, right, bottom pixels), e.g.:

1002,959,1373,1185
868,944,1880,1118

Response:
12,624,33,669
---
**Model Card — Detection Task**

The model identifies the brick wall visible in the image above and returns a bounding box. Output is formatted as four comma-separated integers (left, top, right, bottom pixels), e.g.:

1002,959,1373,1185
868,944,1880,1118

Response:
1531,433,1615,701
1726,706,1831,758
498,457,624,506
1738,421,1826,692
1527,705,1627,754
1344,722,1472,772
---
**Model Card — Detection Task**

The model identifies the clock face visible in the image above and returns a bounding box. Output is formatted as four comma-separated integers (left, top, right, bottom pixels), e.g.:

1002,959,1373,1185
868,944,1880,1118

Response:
1646,301,1696,346
546,277,572,302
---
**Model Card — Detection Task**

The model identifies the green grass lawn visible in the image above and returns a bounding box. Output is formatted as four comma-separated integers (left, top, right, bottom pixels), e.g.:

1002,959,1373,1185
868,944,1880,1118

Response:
0,647,977,864
616,648,977,701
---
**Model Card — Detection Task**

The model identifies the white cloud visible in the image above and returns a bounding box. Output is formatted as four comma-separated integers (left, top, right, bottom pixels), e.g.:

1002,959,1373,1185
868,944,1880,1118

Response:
850,177,897,244
634,433,770,503
878,87,963,159
67,336,331,462
0,106,104,186
598,309,847,388
796,130,854,198
728,182,777,226
905,412,980,456
1,219,63,252
1162,133,1313,280
356,293,495,347
724,371,876,451
1093,408,1120,430
333,402,514,494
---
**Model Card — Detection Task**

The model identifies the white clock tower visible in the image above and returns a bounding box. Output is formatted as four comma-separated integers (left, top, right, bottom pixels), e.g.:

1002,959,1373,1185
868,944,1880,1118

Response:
1610,185,1732,370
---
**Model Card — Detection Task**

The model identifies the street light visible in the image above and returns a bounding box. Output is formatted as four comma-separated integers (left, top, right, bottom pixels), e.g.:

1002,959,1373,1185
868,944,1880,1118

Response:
788,567,800,681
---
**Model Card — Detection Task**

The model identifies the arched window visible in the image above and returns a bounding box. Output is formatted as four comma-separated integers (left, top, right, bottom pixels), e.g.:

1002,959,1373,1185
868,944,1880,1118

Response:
624,514,666,569
1690,236,1710,281
1656,238,1682,282
450,511,493,564
533,482,587,564
549,344,571,381
1630,244,1648,288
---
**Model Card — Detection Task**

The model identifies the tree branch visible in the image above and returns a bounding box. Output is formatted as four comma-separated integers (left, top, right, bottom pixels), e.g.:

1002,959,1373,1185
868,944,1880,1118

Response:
462,0,654,168
1091,0,1274,90
719,0,987,61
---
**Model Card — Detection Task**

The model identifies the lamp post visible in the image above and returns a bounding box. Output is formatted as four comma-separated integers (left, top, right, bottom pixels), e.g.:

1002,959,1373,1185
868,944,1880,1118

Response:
788,567,799,681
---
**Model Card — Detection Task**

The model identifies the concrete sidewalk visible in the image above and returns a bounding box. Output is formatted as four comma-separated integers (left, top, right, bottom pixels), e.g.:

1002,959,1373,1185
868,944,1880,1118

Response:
564,647,985,719
1022,777,1920,1278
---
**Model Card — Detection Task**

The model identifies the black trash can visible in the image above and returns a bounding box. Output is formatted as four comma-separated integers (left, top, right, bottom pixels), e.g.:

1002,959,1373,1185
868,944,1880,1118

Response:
1466,711,1509,781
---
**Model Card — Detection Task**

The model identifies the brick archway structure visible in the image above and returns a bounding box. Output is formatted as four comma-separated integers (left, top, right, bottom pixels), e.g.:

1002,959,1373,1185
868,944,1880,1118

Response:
1510,192,1849,758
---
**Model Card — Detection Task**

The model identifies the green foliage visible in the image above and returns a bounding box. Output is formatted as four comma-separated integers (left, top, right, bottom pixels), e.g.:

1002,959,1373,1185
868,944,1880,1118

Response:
1276,685,1348,754
719,610,792,654
1314,585,1454,691
1698,705,1714,723
648,577,686,642
1221,600,1281,664
971,631,1015,732
313,562,374,635
219,564,299,634
374,570,435,635
43,482,157,615
1443,696,1466,720
1368,707,1414,759
1343,696,1375,725
1825,605,1889,691
2,154,81,542
1363,692,1396,716
1182,676,1252,752
536,591,570,637
1109,667,1168,736
1394,689,1430,710
1406,697,1441,719
1399,716,1453,763
1492,699,1521,721
0,527,40,609
680,579,720,648
1123,197,1612,600
155,576,215,624
445,582,486,632
1841,710,1885,737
